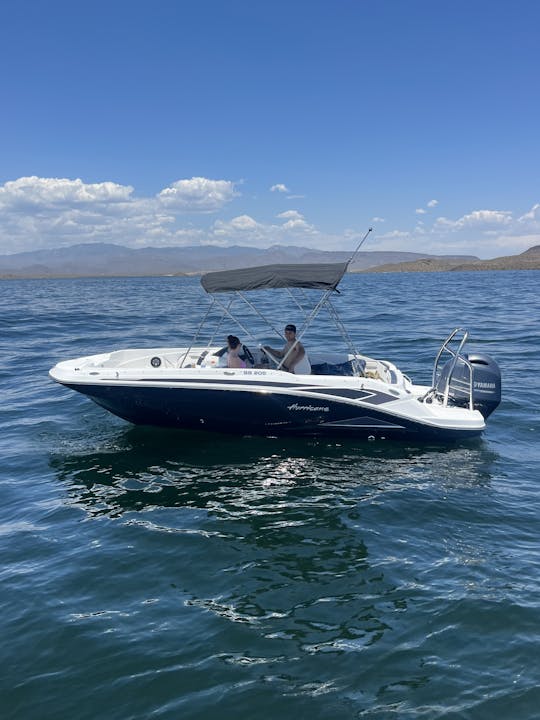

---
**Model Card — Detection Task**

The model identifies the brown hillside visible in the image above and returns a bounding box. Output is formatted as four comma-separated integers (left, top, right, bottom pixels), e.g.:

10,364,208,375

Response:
360,247,540,273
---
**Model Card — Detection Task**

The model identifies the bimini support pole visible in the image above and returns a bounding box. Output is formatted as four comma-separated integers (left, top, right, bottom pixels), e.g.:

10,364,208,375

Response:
177,296,218,367
347,227,373,268
277,286,335,371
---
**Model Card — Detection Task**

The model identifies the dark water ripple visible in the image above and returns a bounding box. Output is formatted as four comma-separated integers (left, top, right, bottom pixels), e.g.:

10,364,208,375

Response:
1,271,540,719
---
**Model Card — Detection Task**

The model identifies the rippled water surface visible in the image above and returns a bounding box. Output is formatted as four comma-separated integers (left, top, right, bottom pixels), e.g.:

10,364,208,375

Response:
1,271,540,719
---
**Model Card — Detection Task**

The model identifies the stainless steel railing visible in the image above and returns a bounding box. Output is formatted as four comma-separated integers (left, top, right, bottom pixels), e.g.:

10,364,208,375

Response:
430,328,474,410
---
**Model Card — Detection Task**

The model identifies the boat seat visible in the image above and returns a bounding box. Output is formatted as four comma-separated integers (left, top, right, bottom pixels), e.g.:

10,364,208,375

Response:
311,359,364,376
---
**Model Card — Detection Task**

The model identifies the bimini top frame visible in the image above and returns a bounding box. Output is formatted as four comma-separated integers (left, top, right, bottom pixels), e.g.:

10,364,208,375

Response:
183,229,373,372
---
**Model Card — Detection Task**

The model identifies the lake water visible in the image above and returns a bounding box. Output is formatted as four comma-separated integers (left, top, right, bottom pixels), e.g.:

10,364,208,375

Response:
1,270,539,719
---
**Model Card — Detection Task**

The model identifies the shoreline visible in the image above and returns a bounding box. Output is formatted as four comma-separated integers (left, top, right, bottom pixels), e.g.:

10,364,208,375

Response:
2,265,540,280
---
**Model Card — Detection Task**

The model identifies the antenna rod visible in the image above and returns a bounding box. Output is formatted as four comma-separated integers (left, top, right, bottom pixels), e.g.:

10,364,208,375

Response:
347,227,373,266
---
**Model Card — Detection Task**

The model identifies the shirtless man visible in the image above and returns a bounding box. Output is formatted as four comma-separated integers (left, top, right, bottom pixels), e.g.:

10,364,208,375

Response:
263,324,307,373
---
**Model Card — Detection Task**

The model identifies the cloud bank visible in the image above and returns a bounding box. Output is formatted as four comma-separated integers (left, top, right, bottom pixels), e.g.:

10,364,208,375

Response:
0,176,538,258
378,204,540,257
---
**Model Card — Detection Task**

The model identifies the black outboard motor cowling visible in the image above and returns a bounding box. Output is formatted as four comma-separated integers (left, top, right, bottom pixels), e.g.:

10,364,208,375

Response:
435,353,501,419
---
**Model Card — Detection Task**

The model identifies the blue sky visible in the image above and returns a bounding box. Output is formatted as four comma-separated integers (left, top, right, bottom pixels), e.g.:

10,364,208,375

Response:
1,0,539,258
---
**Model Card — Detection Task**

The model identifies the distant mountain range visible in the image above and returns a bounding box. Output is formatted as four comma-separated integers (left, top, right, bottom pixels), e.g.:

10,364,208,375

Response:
1,241,538,278
0,242,479,278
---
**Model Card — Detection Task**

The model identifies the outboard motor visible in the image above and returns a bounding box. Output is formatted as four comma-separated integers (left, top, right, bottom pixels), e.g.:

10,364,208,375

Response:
435,353,501,419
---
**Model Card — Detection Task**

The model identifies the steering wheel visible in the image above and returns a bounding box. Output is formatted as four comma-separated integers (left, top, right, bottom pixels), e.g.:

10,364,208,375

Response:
196,350,209,366
261,346,283,369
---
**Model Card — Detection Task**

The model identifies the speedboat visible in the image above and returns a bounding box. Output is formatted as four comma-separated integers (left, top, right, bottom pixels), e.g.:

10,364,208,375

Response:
50,249,501,441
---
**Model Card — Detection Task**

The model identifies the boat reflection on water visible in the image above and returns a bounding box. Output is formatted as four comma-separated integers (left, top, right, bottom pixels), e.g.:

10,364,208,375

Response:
48,426,497,661
49,425,495,522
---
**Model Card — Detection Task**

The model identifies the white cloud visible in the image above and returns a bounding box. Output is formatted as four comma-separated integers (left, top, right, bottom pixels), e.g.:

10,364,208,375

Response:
415,199,438,215
462,209,512,226
228,214,259,229
209,209,318,247
277,210,303,220
0,176,133,210
282,218,314,232
378,229,411,240
158,177,238,211
213,214,261,235
434,209,512,231
270,183,289,193
371,216,385,223
518,203,540,224
276,210,316,233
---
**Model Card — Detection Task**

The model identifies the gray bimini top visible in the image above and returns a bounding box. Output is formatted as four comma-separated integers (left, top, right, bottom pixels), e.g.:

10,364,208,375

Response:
200,262,349,294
